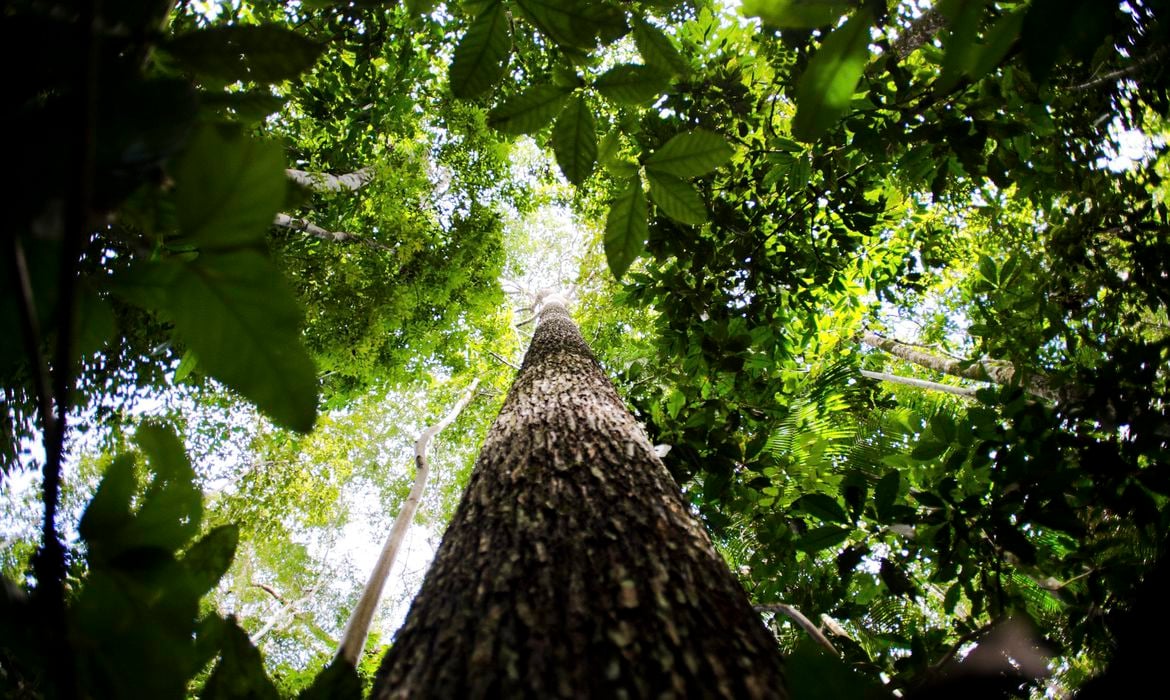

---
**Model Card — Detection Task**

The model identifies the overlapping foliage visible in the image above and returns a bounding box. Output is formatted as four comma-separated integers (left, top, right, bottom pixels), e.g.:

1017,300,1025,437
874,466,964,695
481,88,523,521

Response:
2,0,1168,697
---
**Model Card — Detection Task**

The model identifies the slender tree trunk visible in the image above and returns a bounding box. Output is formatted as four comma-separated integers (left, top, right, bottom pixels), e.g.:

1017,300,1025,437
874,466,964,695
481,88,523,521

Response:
285,167,374,192
372,296,786,699
859,369,981,398
336,377,481,665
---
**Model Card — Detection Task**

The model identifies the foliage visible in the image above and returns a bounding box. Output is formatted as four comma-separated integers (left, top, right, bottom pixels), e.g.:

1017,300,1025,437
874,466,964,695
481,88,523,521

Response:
2,0,1169,697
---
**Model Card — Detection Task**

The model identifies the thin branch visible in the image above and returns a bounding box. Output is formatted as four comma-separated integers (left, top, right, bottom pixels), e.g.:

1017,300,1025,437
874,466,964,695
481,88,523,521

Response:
860,369,981,398
891,7,949,60
755,603,839,655
487,350,520,371
6,237,56,442
1070,47,1169,91
336,377,482,665
251,582,288,605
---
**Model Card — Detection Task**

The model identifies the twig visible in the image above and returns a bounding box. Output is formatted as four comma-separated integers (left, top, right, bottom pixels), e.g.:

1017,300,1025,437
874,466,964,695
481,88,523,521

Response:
755,603,839,655
1070,47,1169,91
273,212,394,251
251,582,289,605
487,350,520,371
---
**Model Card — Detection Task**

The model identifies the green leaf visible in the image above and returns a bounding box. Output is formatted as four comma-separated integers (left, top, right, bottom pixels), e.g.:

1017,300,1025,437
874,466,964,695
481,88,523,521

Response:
786,640,890,699
969,7,1026,80
645,129,734,178
552,96,597,185
201,617,280,700
166,252,318,432
515,0,614,50
182,525,240,598
174,125,286,250
594,64,670,105
449,2,512,99
134,421,202,551
793,494,850,524
742,0,857,28
978,254,998,284
298,659,362,700
796,525,852,553
604,175,648,280
165,25,324,83
937,0,989,92
647,172,707,225
487,85,574,135
201,91,287,124
78,454,138,553
874,470,900,521
632,17,688,75
791,8,874,142
911,439,948,461
930,413,956,443
174,349,198,383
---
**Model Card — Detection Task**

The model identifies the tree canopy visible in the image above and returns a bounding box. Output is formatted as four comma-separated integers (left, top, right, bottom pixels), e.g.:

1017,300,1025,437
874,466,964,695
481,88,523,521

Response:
2,0,1168,697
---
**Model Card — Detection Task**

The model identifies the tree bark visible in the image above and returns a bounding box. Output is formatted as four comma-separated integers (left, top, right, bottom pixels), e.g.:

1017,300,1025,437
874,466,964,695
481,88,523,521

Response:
372,296,786,699
859,370,981,398
285,167,374,192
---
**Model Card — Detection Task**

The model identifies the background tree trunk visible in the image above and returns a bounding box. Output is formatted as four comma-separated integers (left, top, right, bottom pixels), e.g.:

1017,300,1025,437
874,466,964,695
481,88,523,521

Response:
372,296,786,699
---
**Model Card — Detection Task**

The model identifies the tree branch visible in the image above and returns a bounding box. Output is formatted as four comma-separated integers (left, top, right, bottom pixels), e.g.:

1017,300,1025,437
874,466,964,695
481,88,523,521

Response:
755,603,839,655
336,377,482,665
273,213,393,251
286,167,375,192
860,370,981,398
1070,47,1169,92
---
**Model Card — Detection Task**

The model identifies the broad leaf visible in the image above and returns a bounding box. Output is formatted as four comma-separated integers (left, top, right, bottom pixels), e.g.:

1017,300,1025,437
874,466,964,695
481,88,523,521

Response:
488,85,574,135
515,0,616,50
552,96,597,185
742,0,857,28
134,422,202,552
182,525,240,598
793,493,850,524
632,17,688,75
201,617,280,700
167,252,318,433
647,172,707,225
645,129,734,178
604,175,648,280
174,126,286,250
595,64,670,105
78,454,137,555
449,2,512,99
165,25,324,83
796,525,852,553
791,8,874,142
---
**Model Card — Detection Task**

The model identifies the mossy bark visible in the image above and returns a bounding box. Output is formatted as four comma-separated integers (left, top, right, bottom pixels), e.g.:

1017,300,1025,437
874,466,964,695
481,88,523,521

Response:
372,299,785,698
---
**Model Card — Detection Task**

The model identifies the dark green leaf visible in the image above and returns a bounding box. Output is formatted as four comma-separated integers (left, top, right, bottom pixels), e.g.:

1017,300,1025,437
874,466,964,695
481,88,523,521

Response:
165,25,324,83
78,454,138,553
645,129,734,178
166,252,318,432
298,659,362,700
487,85,574,135
793,494,850,524
796,525,852,552
174,125,286,250
449,3,512,99
134,421,202,551
879,558,917,596
647,172,707,225
742,0,857,28
632,17,688,75
515,0,611,50
911,439,948,461
930,413,956,443
604,175,648,280
874,470,900,522
201,91,287,123
970,6,1026,81
201,617,280,700
552,96,597,185
791,8,874,142
786,640,890,699
595,64,670,105
182,525,240,598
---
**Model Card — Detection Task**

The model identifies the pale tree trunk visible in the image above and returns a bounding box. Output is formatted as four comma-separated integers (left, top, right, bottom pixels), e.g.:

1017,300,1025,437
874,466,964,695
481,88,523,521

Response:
860,331,1064,403
372,295,786,699
335,377,482,666
272,213,391,250
859,370,981,398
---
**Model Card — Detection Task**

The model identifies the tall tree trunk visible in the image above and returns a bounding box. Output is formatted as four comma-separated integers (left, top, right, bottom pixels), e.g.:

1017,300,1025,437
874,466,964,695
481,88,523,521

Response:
372,295,786,699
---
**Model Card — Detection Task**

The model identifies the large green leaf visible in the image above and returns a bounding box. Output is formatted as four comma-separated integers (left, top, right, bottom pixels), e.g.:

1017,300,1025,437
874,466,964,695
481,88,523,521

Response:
793,493,850,524
201,617,280,700
552,96,597,185
796,525,852,553
644,129,734,178
742,0,857,28
449,2,512,99
791,8,874,142
604,175,648,280
77,454,137,557
487,85,574,135
133,422,203,552
164,25,324,83
632,17,688,75
515,0,619,50
594,64,670,105
647,171,707,225
182,525,240,598
167,252,318,433
174,126,286,250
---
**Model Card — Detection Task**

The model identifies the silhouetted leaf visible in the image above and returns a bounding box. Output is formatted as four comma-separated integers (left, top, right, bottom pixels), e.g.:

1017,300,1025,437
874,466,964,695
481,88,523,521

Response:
742,0,857,28
449,2,512,99
165,25,324,83
796,525,852,552
552,96,597,185
488,85,574,135
182,525,239,598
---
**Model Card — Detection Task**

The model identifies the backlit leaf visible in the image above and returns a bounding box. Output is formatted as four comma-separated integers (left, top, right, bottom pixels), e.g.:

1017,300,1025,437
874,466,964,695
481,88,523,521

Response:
449,3,512,99
647,171,707,225
645,129,734,178
791,8,874,142
595,64,670,105
604,175,648,280
488,85,574,135
552,96,597,185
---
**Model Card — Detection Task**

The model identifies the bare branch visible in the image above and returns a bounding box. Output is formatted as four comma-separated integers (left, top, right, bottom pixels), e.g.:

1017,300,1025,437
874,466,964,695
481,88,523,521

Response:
1070,47,1169,91
336,378,483,665
273,213,393,251
487,350,520,371
860,370,981,398
755,603,839,655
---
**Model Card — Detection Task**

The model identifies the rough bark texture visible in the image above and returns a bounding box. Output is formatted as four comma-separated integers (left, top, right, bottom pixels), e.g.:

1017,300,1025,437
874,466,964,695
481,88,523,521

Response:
372,299,786,699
